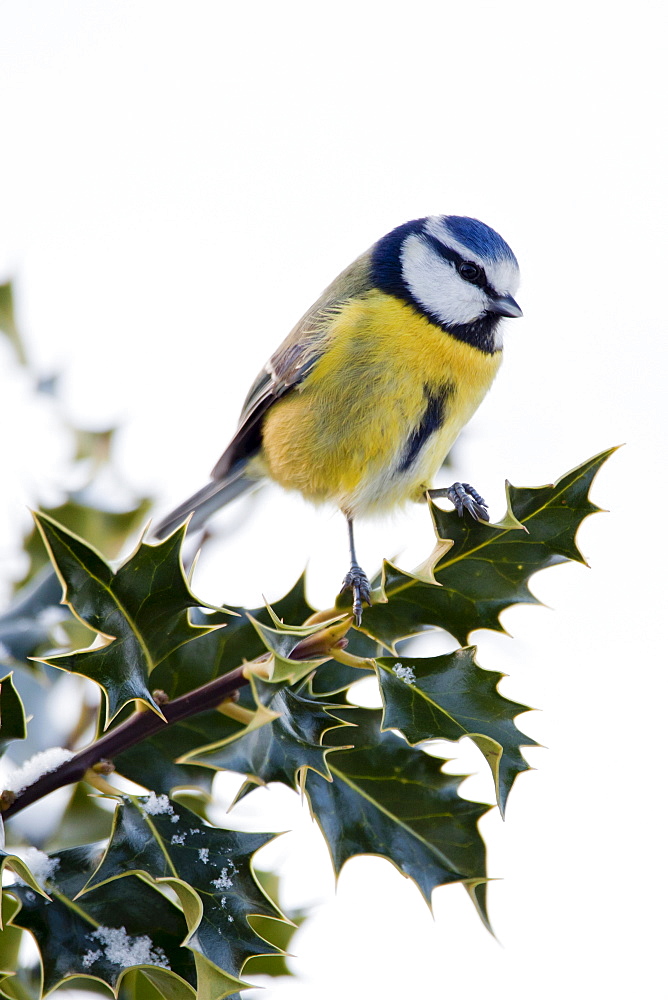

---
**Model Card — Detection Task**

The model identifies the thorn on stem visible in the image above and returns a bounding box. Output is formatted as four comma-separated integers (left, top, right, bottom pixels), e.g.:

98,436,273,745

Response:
92,759,115,775
0,789,17,810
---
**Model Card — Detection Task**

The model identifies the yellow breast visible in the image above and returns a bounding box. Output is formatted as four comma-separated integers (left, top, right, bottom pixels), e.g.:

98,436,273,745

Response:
257,290,502,515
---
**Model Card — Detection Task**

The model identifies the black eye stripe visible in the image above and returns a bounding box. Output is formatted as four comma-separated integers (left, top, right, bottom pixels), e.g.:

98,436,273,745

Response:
370,224,505,354
425,235,491,292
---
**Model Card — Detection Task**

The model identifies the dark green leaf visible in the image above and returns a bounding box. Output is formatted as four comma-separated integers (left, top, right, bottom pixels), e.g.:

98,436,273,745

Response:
308,623,381,694
244,870,305,978
6,845,197,996
85,795,285,980
18,499,152,592
0,850,51,902
0,891,41,1000
180,674,351,796
112,578,318,794
152,575,315,698
306,708,491,927
0,675,26,757
116,967,191,1000
376,650,536,815
361,449,615,647
245,615,337,685
34,514,217,722
113,707,241,796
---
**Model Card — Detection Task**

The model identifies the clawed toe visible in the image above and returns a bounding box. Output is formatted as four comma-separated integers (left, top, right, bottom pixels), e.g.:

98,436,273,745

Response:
340,563,372,626
428,481,490,523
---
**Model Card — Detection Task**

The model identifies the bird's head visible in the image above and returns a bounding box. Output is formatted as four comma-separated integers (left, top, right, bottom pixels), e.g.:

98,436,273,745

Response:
371,215,521,352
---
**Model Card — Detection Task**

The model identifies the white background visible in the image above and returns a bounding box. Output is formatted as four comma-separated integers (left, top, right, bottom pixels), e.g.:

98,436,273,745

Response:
1,2,666,997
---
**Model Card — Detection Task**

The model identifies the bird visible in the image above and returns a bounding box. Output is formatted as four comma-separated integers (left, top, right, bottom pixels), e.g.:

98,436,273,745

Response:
154,214,522,624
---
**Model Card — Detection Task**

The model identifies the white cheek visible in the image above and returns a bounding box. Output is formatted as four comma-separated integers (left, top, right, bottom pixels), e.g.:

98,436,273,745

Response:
401,235,487,326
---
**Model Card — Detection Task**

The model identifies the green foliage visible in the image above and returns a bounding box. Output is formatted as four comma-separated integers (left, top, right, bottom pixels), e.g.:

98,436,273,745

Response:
306,707,491,926
180,675,350,798
375,650,535,816
359,451,611,648
35,514,218,723
0,281,614,998
0,678,26,758
7,845,199,998
88,796,283,981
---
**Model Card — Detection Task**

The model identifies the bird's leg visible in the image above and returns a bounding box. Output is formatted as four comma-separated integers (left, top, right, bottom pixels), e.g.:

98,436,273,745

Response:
339,516,372,626
427,482,490,522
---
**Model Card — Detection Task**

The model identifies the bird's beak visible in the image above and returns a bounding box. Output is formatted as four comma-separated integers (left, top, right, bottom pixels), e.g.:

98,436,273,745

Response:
489,293,523,318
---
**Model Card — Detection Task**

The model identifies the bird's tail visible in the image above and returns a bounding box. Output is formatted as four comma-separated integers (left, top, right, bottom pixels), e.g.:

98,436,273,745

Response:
153,465,259,539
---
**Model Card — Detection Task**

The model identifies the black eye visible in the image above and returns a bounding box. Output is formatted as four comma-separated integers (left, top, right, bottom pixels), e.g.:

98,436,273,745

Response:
458,261,483,283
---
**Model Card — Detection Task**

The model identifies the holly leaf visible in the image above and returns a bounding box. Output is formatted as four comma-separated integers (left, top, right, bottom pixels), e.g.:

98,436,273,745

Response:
0,848,52,906
113,707,242,796
361,448,615,648
375,650,536,815
0,568,66,669
34,514,218,723
153,576,336,693
84,795,286,981
0,891,41,1000
244,869,306,978
111,578,318,794
0,675,26,757
19,498,152,592
5,844,199,997
245,615,339,685
151,575,315,698
179,674,351,797
309,626,382,695
306,708,491,928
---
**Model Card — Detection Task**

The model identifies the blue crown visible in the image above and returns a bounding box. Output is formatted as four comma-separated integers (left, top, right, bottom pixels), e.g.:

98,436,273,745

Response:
371,216,517,299
443,216,517,264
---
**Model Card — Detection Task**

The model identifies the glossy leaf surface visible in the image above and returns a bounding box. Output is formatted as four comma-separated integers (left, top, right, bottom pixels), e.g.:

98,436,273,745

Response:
151,576,315,698
181,675,350,796
86,795,285,979
113,578,319,794
35,515,216,722
306,708,491,926
361,449,614,647
0,675,26,757
6,845,198,997
376,649,536,815
0,448,614,986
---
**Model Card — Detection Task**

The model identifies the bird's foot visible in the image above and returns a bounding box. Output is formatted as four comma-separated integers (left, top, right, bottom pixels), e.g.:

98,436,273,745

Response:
428,482,490,522
340,562,372,626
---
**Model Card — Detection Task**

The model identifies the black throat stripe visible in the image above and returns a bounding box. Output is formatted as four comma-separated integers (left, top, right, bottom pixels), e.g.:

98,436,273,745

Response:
397,384,451,473
370,223,504,355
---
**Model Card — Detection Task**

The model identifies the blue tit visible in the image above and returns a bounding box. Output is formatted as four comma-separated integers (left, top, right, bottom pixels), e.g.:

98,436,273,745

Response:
155,215,522,623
